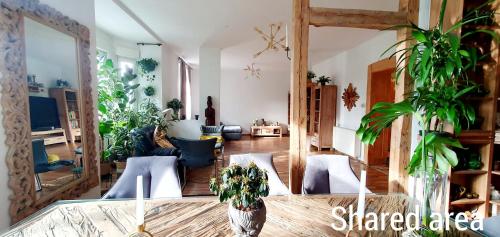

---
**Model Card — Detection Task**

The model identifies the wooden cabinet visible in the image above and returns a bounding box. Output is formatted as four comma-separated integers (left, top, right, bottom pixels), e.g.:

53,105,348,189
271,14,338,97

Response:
49,88,81,143
310,85,336,150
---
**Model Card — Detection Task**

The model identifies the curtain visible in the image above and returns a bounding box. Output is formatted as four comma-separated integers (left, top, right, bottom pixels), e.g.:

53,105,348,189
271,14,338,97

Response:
178,58,191,119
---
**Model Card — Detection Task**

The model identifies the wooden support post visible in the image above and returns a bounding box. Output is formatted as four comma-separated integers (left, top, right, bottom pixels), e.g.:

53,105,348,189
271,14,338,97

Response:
388,0,419,193
289,0,309,194
309,8,408,30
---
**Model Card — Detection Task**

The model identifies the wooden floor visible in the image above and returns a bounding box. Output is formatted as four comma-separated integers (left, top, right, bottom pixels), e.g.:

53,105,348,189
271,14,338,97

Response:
37,142,82,198
182,135,388,196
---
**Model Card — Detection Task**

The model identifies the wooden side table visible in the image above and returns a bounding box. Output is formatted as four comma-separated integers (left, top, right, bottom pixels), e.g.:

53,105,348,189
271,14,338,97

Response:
250,126,282,137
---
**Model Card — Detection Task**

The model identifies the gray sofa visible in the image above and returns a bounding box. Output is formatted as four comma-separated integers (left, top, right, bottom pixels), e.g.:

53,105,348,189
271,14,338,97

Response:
222,125,242,140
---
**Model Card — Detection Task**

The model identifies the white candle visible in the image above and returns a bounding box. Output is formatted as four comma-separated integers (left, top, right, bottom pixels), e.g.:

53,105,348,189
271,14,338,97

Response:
136,175,144,226
285,24,289,48
357,170,367,222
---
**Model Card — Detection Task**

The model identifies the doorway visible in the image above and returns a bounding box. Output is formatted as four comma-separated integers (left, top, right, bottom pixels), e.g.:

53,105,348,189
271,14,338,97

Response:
365,58,396,166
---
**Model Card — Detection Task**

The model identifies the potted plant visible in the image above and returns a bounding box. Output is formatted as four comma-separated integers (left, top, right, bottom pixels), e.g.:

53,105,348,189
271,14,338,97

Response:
356,0,496,234
307,70,316,81
137,58,158,73
316,75,331,86
144,85,155,97
137,58,158,83
209,162,269,237
166,98,184,119
99,120,113,176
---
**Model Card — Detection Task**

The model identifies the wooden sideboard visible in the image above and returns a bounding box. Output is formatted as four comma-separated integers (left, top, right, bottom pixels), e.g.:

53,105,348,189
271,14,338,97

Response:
31,128,67,145
251,125,282,137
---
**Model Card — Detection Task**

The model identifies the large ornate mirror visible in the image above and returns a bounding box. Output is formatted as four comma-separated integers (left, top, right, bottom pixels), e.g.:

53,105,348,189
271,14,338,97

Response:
24,16,84,199
0,0,98,224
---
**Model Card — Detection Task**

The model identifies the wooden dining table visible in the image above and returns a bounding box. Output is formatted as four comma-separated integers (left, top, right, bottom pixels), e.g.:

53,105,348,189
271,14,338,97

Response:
2,194,480,237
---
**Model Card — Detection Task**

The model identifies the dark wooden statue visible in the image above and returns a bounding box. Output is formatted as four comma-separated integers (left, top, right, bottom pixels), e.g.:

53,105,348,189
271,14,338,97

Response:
205,96,215,126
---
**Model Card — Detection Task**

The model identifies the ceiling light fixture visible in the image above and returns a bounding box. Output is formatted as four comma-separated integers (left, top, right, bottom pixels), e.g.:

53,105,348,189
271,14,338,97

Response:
243,63,263,80
254,23,290,60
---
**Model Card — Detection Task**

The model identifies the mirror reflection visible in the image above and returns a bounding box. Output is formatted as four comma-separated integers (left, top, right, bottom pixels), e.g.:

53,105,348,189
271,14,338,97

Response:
24,17,83,198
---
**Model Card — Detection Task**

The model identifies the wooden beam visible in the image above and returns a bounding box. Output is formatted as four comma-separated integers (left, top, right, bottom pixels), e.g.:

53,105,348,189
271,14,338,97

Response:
388,0,419,194
309,8,408,30
289,0,309,194
430,0,464,31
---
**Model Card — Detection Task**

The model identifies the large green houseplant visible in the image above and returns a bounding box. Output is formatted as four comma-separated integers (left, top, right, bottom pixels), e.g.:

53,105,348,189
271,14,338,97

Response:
209,162,269,236
97,54,140,162
98,55,171,162
356,0,496,232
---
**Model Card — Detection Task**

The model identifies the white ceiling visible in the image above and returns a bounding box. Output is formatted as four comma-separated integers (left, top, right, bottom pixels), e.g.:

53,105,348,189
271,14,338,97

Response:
95,0,398,69
95,0,157,43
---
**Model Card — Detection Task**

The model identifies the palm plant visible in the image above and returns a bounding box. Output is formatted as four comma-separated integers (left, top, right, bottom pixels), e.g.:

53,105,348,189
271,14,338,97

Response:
356,0,497,229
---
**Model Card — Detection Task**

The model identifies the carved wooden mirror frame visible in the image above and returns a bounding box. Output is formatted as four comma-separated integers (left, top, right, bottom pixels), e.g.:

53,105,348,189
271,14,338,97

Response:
0,0,98,224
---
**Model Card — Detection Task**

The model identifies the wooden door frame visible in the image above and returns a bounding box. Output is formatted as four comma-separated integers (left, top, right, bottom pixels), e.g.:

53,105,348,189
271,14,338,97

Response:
364,58,396,166
290,0,418,194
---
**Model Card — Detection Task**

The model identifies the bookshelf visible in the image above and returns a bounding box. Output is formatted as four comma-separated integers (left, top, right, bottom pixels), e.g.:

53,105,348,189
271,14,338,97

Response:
446,0,500,219
49,88,81,143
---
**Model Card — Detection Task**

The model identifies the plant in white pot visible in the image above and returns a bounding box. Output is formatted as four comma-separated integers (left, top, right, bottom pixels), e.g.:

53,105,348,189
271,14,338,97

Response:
356,0,497,235
210,162,269,237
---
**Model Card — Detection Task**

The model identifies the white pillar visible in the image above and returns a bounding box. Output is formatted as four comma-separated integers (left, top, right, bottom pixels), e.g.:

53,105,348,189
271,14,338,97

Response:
161,45,180,109
199,47,221,125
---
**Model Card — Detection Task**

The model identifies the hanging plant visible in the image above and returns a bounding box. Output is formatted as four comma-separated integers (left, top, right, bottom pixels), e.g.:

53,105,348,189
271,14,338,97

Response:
137,58,158,73
144,85,155,97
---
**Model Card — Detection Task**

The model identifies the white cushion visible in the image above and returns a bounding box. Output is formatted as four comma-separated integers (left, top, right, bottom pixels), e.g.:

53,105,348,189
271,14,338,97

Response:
308,155,372,194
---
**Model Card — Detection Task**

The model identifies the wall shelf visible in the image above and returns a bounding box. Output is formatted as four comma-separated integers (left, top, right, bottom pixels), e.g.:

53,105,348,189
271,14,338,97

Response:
450,199,485,206
452,170,488,175
492,171,500,176
445,0,499,219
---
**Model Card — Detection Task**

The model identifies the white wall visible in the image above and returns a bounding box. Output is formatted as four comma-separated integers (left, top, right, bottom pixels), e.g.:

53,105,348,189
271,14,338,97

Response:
161,45,180,109
0,71,8,229
96,28,139,64
312,31,396,161
199,48,221,124
25,17,79,97
137,45,162,108
220,68,290,134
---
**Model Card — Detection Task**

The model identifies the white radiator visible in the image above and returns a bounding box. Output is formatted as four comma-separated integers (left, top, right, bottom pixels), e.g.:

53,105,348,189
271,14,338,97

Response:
332,126,361,158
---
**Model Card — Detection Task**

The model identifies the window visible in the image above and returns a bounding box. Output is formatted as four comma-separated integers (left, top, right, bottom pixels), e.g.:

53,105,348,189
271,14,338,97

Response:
118,57,135,77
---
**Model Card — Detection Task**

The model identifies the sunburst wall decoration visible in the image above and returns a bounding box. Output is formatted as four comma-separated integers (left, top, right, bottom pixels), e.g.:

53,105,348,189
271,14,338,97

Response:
254,22,287,58
244,63,263,79
342,83,360,111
